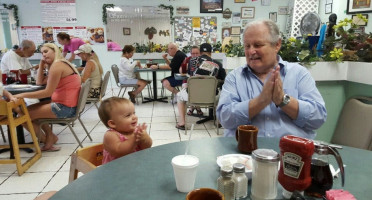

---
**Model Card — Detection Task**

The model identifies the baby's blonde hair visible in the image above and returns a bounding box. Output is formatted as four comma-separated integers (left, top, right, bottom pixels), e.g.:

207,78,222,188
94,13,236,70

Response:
98,97,131,128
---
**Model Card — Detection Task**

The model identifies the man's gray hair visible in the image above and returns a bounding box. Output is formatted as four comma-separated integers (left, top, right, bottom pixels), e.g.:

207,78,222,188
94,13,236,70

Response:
243,19,281,45
20,40,35,49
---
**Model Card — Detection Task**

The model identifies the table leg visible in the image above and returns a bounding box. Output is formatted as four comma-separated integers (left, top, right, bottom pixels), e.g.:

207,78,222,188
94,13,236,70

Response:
0,125,34,158
142,71,168,103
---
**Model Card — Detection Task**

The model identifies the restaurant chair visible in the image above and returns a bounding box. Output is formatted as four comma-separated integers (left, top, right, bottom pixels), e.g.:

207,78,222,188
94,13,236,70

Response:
69,143,103,183
37,80,92,148
0,99,42,176
135,71,153,101
185,76,219,135
331,96,372,150
111,64,137,98
86,71,111,109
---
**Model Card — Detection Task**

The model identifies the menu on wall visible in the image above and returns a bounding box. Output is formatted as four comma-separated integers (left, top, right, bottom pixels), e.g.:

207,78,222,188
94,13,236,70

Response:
52,27,74,41
40,0,77,23
20,26,44,45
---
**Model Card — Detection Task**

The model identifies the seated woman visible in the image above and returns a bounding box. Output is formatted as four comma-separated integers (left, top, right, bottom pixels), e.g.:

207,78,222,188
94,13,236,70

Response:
74,44,103,98
119,45,148,103
14,43,81,151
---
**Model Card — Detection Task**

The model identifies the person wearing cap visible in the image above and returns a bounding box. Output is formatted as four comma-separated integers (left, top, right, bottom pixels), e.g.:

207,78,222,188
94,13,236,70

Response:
13,43,81,151
150,43,186,98
175,43,226,130
1,40,37,75
217,19,327,139
74,44,103,98
57,32,86,66
119,45,148,103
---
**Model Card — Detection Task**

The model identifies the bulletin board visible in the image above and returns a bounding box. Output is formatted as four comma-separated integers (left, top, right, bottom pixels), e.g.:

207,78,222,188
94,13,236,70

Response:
174,16,218,48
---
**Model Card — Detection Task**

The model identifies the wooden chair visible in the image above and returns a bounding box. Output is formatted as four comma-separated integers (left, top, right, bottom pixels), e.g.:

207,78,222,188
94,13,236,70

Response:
0,99,41,176
69,143,103,183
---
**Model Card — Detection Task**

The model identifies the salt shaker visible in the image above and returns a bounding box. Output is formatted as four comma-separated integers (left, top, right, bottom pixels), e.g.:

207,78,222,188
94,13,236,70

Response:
251,148,280,200
232,163,248,199
217,167,235,200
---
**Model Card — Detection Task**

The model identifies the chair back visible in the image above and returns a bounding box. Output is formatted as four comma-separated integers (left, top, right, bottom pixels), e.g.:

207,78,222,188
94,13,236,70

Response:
99,71,111,99
111,64,120,86
69,143,103,182
76,79,91,117
187,76,218,106
331,96,372,150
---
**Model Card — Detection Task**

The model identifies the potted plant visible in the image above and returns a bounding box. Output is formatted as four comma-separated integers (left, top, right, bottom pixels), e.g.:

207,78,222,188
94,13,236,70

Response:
323,14,371,62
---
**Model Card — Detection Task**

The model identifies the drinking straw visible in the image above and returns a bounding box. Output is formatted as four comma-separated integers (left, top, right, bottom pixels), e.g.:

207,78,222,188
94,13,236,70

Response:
184,124,194,155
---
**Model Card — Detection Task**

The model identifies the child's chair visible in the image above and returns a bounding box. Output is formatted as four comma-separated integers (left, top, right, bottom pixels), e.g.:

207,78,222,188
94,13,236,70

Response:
0,99,41,175
69,143,103,183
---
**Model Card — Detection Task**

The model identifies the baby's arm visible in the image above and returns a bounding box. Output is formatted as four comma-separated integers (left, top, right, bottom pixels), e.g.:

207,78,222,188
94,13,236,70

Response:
103,130,138,158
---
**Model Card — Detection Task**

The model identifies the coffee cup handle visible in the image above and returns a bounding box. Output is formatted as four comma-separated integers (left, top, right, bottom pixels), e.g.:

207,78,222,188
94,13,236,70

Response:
235,128,239,141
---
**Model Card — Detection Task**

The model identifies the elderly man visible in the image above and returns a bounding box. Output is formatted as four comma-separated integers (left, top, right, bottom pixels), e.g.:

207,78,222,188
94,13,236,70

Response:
217,20,327,139
1,40,36,75
151,43,186,97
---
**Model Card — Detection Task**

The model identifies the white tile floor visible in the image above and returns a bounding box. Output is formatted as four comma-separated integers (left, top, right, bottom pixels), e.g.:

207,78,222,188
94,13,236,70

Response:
0,87,223,200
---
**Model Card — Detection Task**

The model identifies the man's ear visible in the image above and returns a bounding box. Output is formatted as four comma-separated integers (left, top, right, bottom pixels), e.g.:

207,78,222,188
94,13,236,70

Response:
275,39,282,53
107,119,116,129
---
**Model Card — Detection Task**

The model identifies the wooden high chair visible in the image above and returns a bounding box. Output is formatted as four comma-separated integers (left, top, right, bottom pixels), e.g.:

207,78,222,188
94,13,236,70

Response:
0,99,41,176
69,143,103,183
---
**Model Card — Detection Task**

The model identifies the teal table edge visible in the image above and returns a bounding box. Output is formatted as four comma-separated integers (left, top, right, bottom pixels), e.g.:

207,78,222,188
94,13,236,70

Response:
50,137,372,200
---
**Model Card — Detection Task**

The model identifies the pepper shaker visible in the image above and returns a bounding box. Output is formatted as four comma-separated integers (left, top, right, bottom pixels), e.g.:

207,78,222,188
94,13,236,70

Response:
232,163,248,199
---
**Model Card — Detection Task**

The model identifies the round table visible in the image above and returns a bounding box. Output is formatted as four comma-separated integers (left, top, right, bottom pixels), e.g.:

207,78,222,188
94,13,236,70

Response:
50,137,372,200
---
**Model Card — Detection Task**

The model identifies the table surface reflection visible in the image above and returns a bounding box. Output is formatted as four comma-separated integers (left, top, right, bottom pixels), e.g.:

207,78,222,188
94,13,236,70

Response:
50,137,372,200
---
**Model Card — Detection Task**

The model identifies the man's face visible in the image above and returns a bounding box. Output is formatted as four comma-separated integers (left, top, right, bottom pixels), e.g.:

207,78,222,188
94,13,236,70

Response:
243,24,281,74
23,44,36,58
190,48,200,58
167,45,177,57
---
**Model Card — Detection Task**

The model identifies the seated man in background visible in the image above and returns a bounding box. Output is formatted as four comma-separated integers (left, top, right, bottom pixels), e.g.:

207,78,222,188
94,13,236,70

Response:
217,19,327,139
176,43,226,130
1,40,37,76
151,43,186,100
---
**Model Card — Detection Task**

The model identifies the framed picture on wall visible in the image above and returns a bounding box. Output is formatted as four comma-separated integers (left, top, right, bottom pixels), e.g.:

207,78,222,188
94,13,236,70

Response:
269,12,277,22
231,36,240,44
123,28,131,35
352,14,368,26
278,6,289,15
325,4,332,14
231,26,241,35
347,0,372,14
222,27,231,39
200,0,223,13
241,7,255,19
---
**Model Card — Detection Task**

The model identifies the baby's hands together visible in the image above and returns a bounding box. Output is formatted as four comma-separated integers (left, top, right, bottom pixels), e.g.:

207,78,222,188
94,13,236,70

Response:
134,123,147,142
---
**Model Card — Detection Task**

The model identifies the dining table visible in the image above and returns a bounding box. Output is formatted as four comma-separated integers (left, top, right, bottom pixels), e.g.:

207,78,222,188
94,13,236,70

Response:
0,84,45,156
50,137,372,200
134,67,171,103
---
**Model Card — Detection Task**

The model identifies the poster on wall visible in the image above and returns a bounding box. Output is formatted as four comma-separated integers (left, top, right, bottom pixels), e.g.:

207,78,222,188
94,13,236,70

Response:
51,27,74,42
40,0,77,23
174,16,217,48
74,26,88,40
20,26,44,45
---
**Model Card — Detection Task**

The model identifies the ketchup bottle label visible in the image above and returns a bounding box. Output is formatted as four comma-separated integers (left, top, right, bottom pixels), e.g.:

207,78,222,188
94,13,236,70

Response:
282,152,304,179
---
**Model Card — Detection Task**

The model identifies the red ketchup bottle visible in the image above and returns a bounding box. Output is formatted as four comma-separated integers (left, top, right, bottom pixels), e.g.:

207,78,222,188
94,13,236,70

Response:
278,135,314,199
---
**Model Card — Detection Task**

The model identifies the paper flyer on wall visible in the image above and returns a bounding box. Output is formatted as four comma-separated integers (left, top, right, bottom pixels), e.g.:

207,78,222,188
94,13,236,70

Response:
40,0,77,23
20,26,43,45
